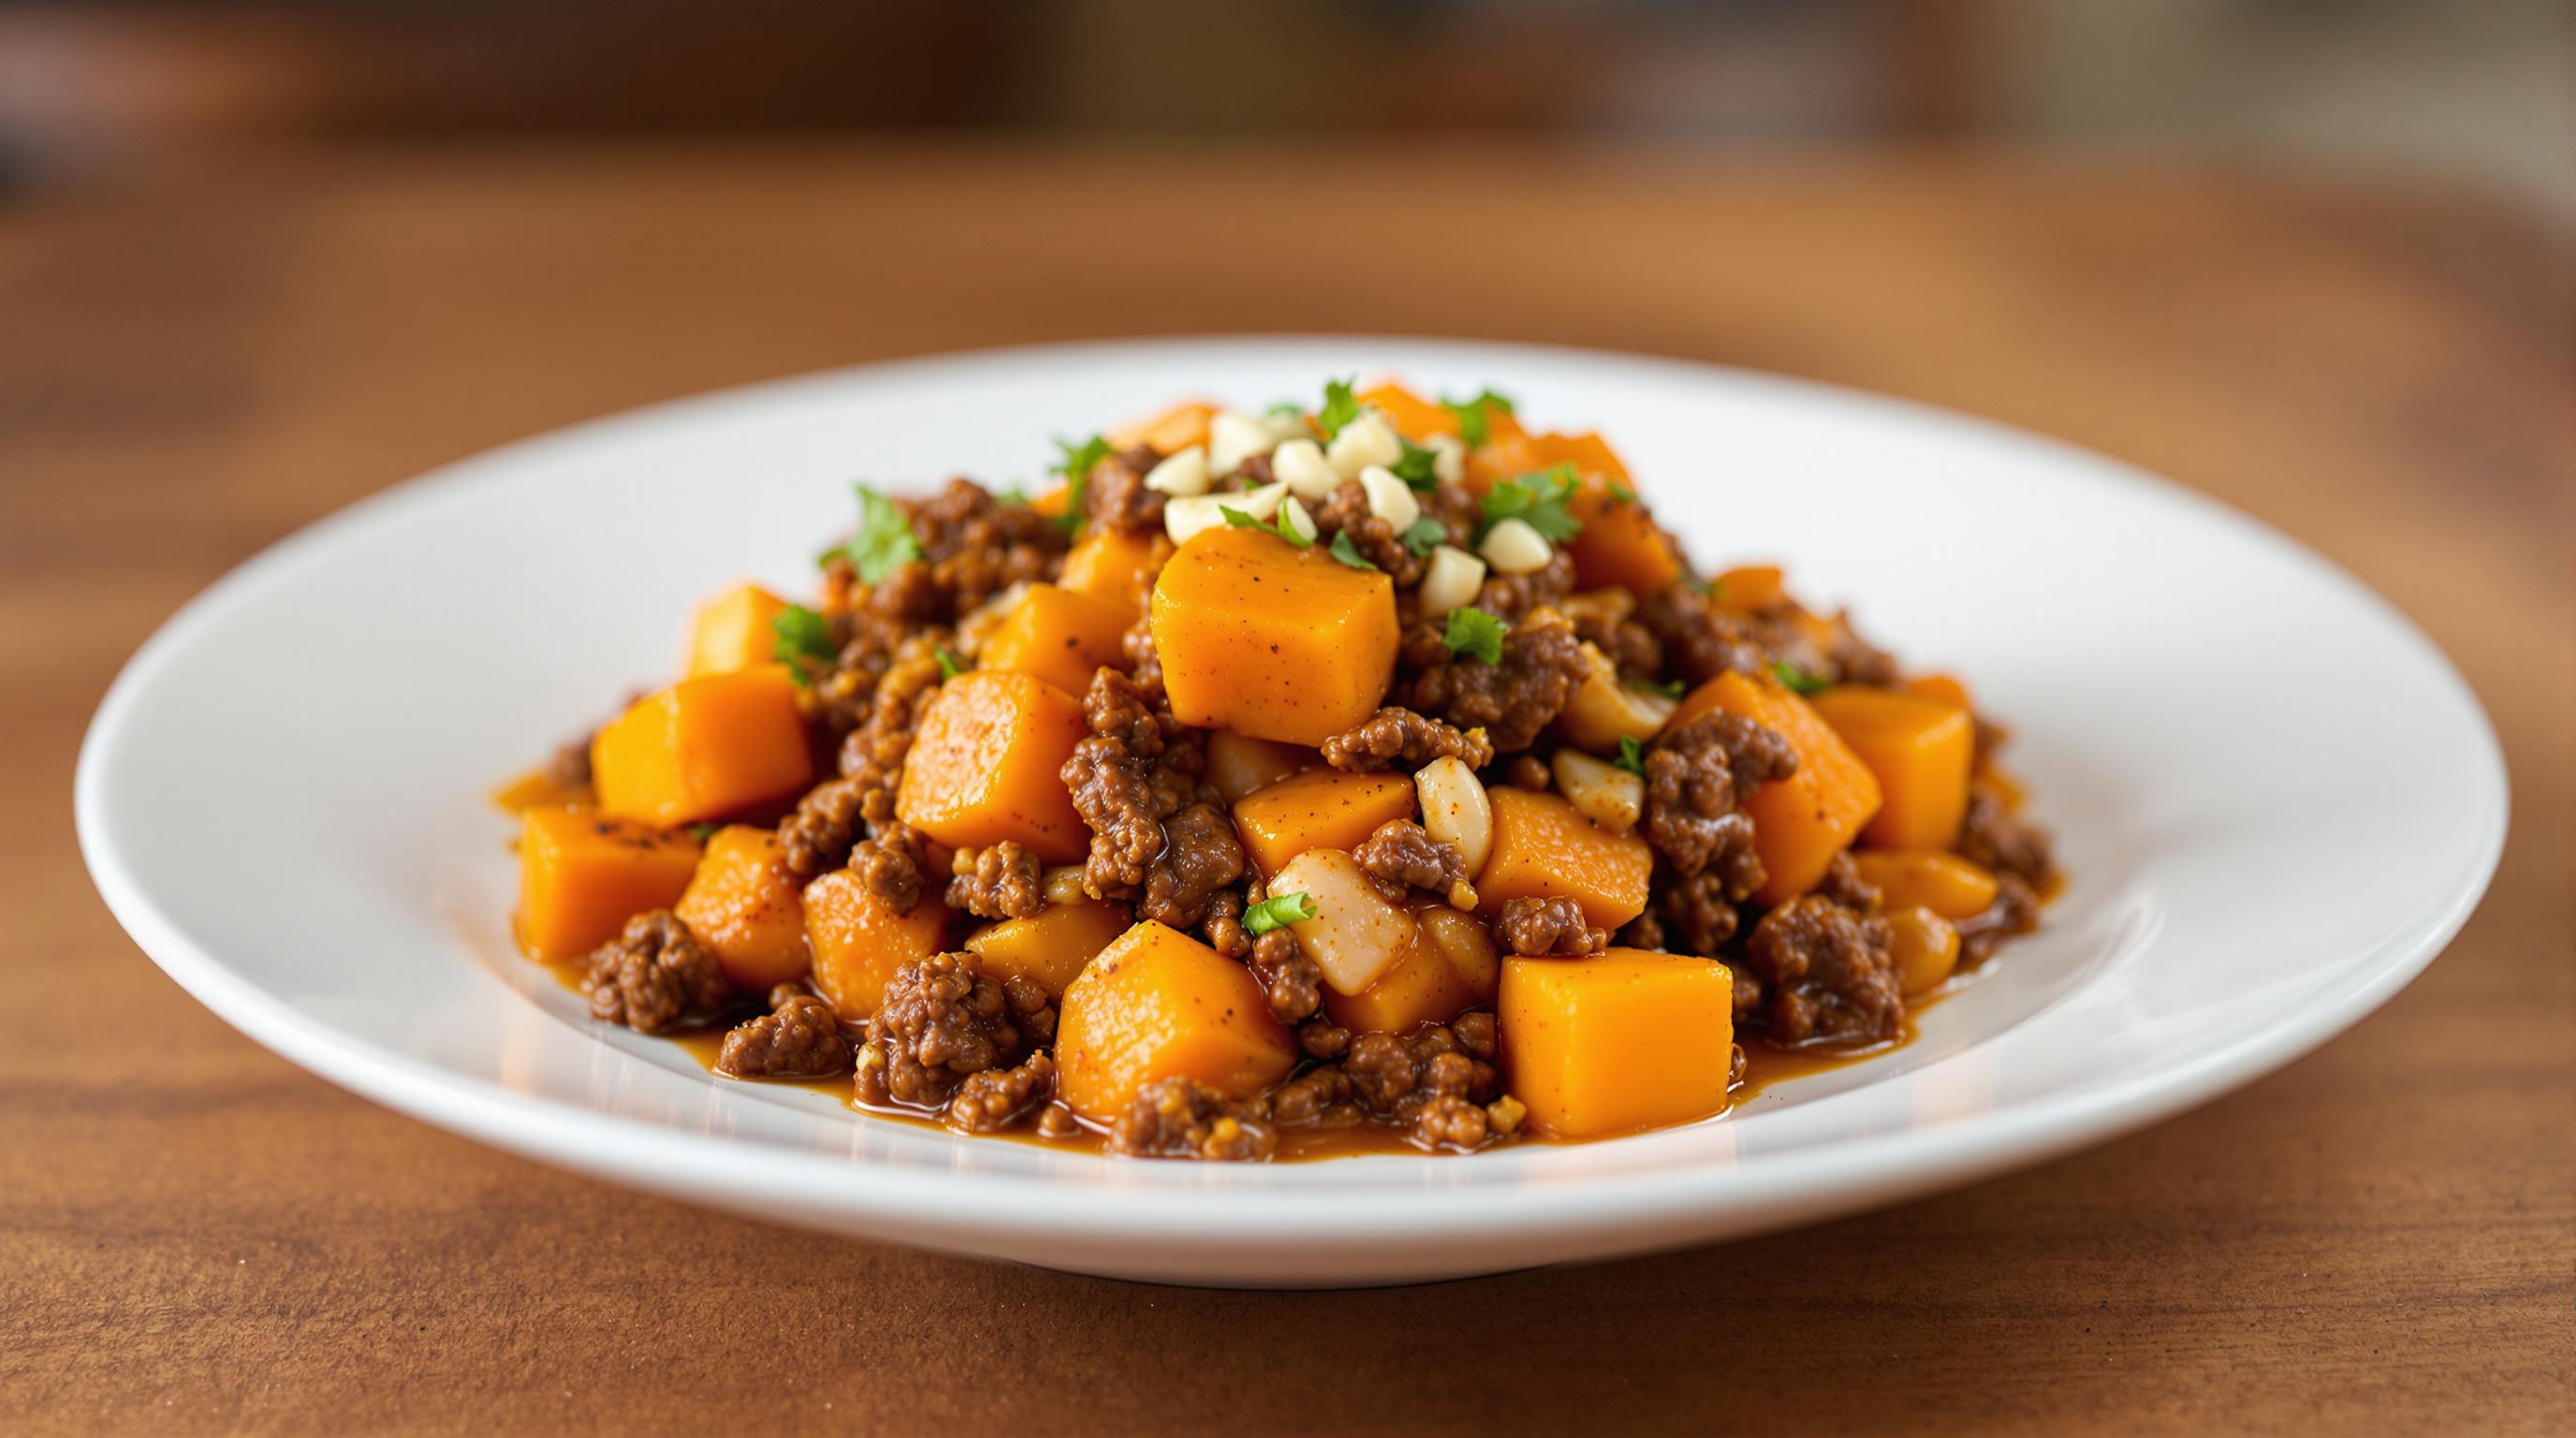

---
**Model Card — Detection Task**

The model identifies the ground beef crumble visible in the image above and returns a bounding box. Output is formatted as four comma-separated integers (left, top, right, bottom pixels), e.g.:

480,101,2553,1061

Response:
1250,927,1324,1024
854,953,1054,1109
1108,1077,1279,1160
848,822,929,912
1642,710,1797,888
1321,706,1495,772
945,842,1045,920
1341,1016,1521,1150
1061,668,1210,901
1354,818,1471,905
584,910,727,1034
1495,895,1608,956
1744,893,1901,1044
716,987,852,1078
1401,607,1592,751
1956,787,2056,888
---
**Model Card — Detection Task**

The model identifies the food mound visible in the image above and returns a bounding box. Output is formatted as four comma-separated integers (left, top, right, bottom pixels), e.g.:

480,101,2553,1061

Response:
509,379,2056,1160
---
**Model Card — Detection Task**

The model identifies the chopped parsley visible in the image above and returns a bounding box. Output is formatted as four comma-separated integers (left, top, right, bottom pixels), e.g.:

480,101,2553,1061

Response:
1327,530,1377,570
996,484,1032,507
1399,516,1448,557
1772,659,1834,696
1480,463,1584,542
1615,735,1647,776
1627,676,1687,699
769,603,837,684
935,646,967,680
820,485,923,582
1242,890,1316,936
1442,388,1515,447
685,822,722,843
1443,606,1507,666
1221,504,1312,548
1266,399,1306,420
1388,436,1442,491
1051,434,1114,536
1315,376,1362,440
1606,480,1638,505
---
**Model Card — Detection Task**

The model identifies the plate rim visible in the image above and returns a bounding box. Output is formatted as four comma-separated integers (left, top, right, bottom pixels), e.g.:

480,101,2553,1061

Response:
74,333,2510,1252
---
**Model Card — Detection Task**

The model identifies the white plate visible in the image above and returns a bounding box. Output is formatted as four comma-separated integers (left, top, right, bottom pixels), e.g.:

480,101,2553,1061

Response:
77,338,2505,1287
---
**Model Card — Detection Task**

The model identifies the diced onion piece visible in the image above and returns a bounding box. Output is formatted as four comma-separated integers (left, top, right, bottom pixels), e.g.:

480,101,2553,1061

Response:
1356,464,1422,530
1556,646,1679,753
1164,493,1232,545
1269,848,1418,997
1208,411,1283,477
1272,438,1340,500
1427,433,1466,486
1417,544,1486,619
1479,517,1552,574
1143,445,1210,496
1551,749,1645,833
1326,411,1402,479
1276,494,1319,545
1413,756,1494,877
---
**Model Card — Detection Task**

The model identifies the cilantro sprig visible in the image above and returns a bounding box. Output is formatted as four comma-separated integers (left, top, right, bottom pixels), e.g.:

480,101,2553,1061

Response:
1243,890,1316,936
1443,607,1507,666
1442,388,1515,447
1627,676,1687,700
1480,463,1584,542
1315,377,1362,440
1222,504,1312,548
1052,434,1114,536
1615,736,1647,776
1388,436,1442,492
820,485,924,582
1399,517,1448,557
1327,530,1377,570
1772,659,1834,696
769,603,837,685
935,647,968,681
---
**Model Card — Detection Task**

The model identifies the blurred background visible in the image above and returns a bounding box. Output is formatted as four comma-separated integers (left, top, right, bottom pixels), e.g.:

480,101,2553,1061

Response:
0,0,2566,212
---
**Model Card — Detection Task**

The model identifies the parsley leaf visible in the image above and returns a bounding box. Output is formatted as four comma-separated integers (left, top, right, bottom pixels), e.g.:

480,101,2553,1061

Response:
1606,480,1638,505
1616,735,1647,776
1242,890,1316,936
1327,530,1377,570
685,822,722,844
1443,607,1507,666
1399,516,1448,557
1388,436,1442,491
1627,676,1687,699
1315,376,1362,440
826,485,923,582
1221,504,1312,549
1772,659,1833,696
769,603,837,685
1442,388,1515,447
935,647,967,681
1266,399,1306,420
1052,434,1113,536
1480,464,1584,542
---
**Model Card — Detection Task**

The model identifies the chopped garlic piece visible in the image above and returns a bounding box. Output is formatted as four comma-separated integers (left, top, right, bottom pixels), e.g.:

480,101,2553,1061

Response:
1356,465,1422,530
1480,517,1552,574
1418,544,1487,618
1326,411,1402,480
1272,438,1340,500
1143,445,1210,496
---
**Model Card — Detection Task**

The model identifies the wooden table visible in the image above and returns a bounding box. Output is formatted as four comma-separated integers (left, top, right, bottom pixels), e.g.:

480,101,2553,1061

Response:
5,147,2568,1434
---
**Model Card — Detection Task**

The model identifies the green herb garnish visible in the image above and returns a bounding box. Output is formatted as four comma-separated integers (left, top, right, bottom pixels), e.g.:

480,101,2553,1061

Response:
1442,388,1515,447
820,485,923,581
1243,890,1316,936
1221,504,1312,549
1443,607,1507,666
1606,480,1638,505
1399,516,1448,557
1389,436,1442,491
1615,736,1648,776
1327,530,1377,570
1480,463,1584,542
1315,376,1362,440
1772,659,1833,696
935,647,967,680
1052,434,1113,536
769,603,837,684
685,822,722,844
1627,676,1687,699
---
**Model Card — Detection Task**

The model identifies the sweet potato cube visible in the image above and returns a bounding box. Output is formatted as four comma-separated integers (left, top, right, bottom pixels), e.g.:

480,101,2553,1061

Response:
979,582,1134,697
1848,850,1998,921
1672,670,1882,904
592,667,814,827
1059,529,1173,612
1205,730,1317,806
1269,848,1418,997
802,870,953,1022
1500,948,1734,1138
1229,768,1416,874
1354,381,1458,441
673,825,810,990
685,583,792,677
1811,686,1972,852
1714,565,1785,613
1149,526,1399,747
1109,399,1218,456
515,808,702,961
1324,906,1498,1034
964,899,1132,997
1475,787,1653,931
895,669,1090,863
1055,921,1295,1122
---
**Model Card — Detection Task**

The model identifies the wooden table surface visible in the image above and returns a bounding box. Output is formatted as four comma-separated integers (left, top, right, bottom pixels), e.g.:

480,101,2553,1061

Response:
4,146,2569,1435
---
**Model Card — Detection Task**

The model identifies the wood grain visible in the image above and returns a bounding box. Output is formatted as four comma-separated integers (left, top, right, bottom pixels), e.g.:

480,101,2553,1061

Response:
3,146,2568,1435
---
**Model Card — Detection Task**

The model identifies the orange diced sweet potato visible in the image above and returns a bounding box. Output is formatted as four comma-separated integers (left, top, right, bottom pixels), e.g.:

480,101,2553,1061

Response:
978,582,1133,697
1672,669,1882,904
963,899,1132,998
1906,673,1972,711
1204,730,1317,806
1149,527,1399,746
1811,686,1974,851
1714,565,1785,613
1055,921,1296,1122
1565,477,1683,595
1229,768,1416,875
802,870,954,1022
1475,787,1653,931
1499,948,1734,1138
1324,906,1498,1034
673,825,810,990
591,667,814,827
1058,529,1173,612
515,808,702,961
895,669,1090,863
1355,381,1457,441
1109,399,1219,456
1847,849,1998,921
684,582,792,677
